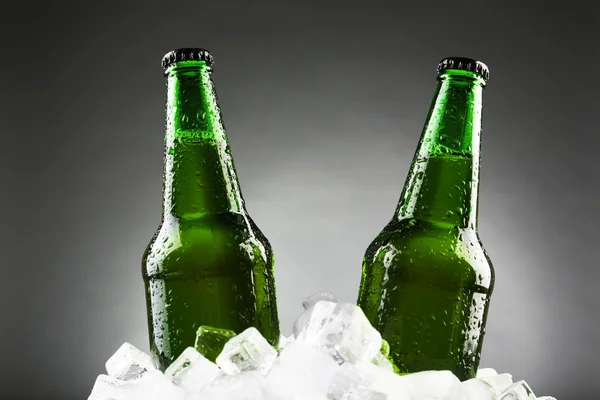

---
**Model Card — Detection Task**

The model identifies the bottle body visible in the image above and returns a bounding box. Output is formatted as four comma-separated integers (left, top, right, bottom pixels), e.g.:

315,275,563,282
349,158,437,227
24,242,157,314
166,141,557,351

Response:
142,52,279,370
358,220,493,380
357,62,494,381
143,211,279,370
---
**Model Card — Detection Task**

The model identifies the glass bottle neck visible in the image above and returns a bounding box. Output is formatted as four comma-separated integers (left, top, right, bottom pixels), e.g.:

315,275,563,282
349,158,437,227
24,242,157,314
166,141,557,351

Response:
162,62,245,220
394,71,485,229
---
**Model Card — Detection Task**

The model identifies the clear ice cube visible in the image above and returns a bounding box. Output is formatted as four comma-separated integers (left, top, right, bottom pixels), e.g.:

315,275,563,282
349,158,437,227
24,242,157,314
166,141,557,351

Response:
380,339,390,357
215,327,277,375
302,291,338,309
195,325,237,363
292,299,334,339
105,342,156,381
294,301,382,363
498,380,536,400
165,347,221,393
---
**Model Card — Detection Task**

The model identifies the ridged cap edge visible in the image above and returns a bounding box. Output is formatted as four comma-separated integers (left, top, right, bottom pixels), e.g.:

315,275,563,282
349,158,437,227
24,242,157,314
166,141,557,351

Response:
437,57,489,81
161,48,214,70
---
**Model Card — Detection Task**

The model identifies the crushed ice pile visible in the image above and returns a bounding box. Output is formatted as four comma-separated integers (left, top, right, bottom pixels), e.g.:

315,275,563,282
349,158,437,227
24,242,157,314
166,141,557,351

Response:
89,293,556,400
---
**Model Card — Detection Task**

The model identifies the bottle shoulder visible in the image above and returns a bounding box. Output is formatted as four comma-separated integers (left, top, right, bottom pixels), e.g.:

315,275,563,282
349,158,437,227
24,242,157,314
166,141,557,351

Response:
365,218,494,288
142,212,272,278
373,218,486,247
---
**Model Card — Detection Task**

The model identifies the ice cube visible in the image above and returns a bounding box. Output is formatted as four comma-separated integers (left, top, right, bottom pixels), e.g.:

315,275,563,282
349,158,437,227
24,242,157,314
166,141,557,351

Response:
462,378,495,400
327,363,388,400
498,380,536,400
480,373,514,395
398,370,468,399
292,311,311,339
380,339,390,357
291,302,331,339
216,327,278,375
476,368,498,379
302,291,338,310
295,301,382,363
265,342,341,397
165,347,221,393
535,397,556,400
293,294,339,338
105,342,156,381
203,371,276,400
195,325,237,363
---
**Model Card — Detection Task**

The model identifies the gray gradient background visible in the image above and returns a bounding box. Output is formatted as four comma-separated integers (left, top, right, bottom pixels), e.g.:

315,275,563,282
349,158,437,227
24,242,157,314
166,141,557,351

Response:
1,1,598,399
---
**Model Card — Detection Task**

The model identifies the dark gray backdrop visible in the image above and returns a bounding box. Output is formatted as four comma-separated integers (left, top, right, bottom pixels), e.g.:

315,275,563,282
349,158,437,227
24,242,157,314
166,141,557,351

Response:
1,1,598,399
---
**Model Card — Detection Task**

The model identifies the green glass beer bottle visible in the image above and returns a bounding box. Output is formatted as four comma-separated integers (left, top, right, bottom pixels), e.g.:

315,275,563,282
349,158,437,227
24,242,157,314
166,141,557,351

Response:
357,57,495,381
142,48,280,370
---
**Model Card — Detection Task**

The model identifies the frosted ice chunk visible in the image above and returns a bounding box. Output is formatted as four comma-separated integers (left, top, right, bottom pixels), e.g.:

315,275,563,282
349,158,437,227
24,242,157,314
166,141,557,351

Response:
135,370,186,400
398,370,467,399
480,372,514,395
88,370,186,400
87,375,128,400
276,334,294,352
353,361,411,399
286,394,329,400
216,327,277,375
203,371,277,400
165,347,221,392
195,325,237,363
462,378,495,400
294,301,382,363
476,368,498,379
498,380,536,400
327,363,388,400
266,342,341,397
105,342,155,381
302,291,338,309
